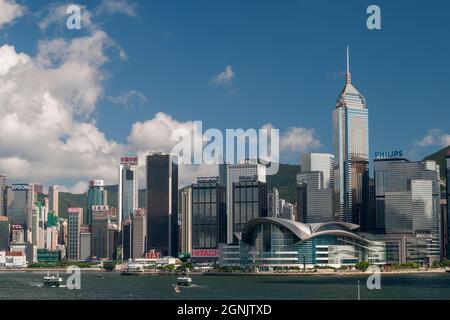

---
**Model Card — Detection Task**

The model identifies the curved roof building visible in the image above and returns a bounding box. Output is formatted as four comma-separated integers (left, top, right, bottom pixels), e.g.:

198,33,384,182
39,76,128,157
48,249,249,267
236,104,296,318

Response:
219,218,385,268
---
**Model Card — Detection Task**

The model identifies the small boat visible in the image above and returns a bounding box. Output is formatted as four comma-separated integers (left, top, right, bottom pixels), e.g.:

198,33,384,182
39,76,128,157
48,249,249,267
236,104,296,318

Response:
43,272,64,288
174,285,181,293
176,273,193,287
445,267,450,273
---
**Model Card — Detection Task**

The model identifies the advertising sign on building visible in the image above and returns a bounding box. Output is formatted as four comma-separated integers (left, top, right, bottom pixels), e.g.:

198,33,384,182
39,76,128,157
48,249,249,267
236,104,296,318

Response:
374,150,404,160
68,208,82,213
121,156,139,166
90,180,104,187
191,249,219,258
92,205,109,212
12,184,31,191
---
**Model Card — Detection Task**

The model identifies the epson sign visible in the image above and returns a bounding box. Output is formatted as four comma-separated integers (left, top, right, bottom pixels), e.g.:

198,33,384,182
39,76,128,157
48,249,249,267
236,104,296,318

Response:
12,184,30,191
375,150,404,160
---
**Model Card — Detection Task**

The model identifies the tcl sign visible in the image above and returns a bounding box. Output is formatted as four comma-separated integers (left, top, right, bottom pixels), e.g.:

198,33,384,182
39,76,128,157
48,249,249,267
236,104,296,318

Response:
191,249,219,258
11,224,23,230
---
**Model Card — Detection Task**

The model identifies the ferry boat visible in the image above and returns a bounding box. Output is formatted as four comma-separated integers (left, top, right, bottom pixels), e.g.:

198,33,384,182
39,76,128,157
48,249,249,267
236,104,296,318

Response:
176,273,193,287
120,264,144,276
43,273,64,288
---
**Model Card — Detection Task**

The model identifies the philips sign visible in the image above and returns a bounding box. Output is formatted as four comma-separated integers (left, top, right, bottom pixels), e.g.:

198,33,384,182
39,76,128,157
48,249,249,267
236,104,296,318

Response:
375,150,404,160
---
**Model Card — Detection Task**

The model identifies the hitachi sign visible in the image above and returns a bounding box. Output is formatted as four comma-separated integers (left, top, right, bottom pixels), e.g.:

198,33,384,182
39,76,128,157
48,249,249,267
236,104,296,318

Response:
375,150,404,159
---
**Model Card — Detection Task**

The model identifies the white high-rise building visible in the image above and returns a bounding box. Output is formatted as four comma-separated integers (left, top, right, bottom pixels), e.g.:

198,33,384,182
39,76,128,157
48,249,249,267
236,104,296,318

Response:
226,160,266,243
118,157,139,230
301,153,335,189
48,185,59,217
333,47,369,226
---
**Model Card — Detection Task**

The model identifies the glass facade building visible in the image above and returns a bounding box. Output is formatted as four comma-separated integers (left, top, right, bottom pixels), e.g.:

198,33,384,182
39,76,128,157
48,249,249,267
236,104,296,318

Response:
146,153,178,257
219,218,385,268
232,180,268,242
86,180,107,226
191,179,226,250
0,217,9,251
226,161,266,243
333,49,369,229
447,155,450,258
118,157,138,228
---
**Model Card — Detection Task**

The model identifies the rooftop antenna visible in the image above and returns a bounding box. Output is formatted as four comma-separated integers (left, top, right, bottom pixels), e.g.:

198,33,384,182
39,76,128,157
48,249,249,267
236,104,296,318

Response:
346,46,352,84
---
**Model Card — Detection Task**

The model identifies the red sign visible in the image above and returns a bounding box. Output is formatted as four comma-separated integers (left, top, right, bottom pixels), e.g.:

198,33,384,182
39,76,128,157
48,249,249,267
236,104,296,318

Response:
68,208,82,213
121,156,138,166
6,251,23,257
191,249,219,258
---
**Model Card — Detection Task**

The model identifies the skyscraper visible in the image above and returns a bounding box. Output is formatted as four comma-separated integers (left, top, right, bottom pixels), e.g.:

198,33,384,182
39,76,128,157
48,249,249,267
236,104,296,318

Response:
0,175,6,216
132,209,147,259
86,180,107,225
333,47,369,227
446,152,450,258
6,184,35,240
226,160,266,243
118,156,138,229
0,216,9,251
146,153,178,257
67,208,83,261
232,178,268,242
300,153,335,189
191,177,226,251
91,205,110,259
79,225,91,260
268,188,280,218
48,185,59,217
180,186,192,254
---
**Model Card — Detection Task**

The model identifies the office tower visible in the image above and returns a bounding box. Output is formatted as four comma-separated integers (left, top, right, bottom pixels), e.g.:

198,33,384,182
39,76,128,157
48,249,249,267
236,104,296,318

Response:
268,188,280,218
218,163,228,186
146,153,178,257
301,153,335,189
232,178,268,241
48,185,59,217
0,216,9,251
118,156,138,229
58,219,68,246
86,180,107,225
33,184,44,195
191,177,226,251
281,201,295,220
80,225,91,260
446,152,450,258
67,208,83,261
180,186,192,254
226,160,266,243
107,224,119,260
91,205,109,259
11,224,24,244
122,218,132,260
132,209,147,259
296,171,334,223
6,184,35,229
45,226,58,251
333,48,369,227
0,175,6,216
374,158,441,262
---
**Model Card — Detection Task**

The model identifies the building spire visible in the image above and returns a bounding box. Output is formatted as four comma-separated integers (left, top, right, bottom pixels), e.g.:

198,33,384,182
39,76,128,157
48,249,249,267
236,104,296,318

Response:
346,46,351,84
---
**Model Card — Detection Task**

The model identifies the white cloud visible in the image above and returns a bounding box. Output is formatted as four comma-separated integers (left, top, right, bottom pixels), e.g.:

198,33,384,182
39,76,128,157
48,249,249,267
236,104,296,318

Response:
210,66,235,86
97,0,138,17
416,129,450,148
0,0,25,29
108,90,147,107
279,127,322,153
38,3,94,31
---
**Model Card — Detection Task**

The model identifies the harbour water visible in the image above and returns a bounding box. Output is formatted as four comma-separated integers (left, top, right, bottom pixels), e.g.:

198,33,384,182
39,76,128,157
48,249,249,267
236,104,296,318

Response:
0,272,450,300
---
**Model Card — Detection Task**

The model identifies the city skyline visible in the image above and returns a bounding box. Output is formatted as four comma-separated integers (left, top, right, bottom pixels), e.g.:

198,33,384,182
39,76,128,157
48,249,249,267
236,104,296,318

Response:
0,0,449,193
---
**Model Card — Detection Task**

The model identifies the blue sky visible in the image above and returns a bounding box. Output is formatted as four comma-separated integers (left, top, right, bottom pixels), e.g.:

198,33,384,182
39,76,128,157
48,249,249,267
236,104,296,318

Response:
0,0,449,190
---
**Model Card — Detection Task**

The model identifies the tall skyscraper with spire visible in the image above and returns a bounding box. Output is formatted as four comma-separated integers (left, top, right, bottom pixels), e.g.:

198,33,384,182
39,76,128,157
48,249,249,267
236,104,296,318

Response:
333,47,369,229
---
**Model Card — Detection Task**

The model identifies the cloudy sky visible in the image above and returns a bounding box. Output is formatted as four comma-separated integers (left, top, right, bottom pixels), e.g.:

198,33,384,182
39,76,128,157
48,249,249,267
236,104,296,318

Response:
0,0,449,193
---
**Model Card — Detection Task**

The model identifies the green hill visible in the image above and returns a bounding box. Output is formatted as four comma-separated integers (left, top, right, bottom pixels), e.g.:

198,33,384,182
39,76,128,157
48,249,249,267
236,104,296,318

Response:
423,145,450,181
267,164,300,204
